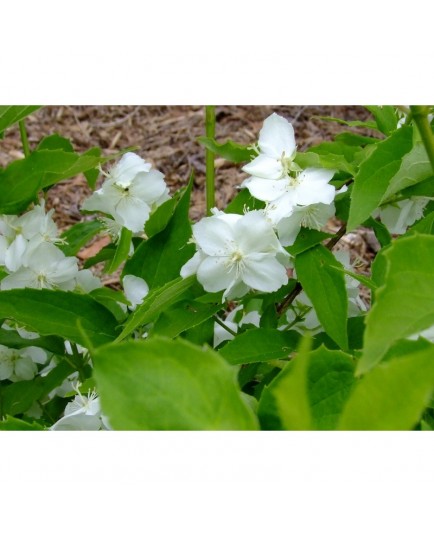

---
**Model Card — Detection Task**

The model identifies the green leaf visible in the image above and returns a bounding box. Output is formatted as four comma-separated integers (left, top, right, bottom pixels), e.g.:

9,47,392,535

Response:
197,137,255,163
365,105,398,135
145,194,179,237
225,188,265,214
0,360,74,416
0,289,118,348
347,126,414,230
37,133,74,152
59,220,104,257
258,344,355,430
295,147,355,175
123,177,194,288
219,328,300,365
93,337,259,430
409,211,434,234
339,345,434,430
0,148,104,214
0,416,45,431
381,140,433,201
116,276,196,341
272,337,313,430
316,115,378,130
0,105,41,134
364,216,392,247
150,299,222,339
328,264,377,291
294,245,348,350
89,287,128,323
286,229,333,256
105,227,132,274
357,234,434,374
334,132,379,146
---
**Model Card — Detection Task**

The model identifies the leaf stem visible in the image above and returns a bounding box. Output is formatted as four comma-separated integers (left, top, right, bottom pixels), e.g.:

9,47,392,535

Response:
205,105,216,215
410,105,434,174
18,119,31,157
213,314,237,337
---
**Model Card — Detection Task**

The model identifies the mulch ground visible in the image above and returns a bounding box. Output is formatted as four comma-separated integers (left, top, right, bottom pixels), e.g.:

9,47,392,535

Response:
0,105,378,295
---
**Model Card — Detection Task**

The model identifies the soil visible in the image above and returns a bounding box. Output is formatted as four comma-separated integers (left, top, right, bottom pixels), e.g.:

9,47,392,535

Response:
0,105,378,296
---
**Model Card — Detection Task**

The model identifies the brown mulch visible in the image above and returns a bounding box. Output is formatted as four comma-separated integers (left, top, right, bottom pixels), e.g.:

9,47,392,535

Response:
0,105,379,295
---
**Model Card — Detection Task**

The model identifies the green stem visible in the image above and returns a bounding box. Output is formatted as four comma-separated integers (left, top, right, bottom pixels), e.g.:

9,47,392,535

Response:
18,119,31,157
213,314,237,337
410,105,434,174
205,105,216,215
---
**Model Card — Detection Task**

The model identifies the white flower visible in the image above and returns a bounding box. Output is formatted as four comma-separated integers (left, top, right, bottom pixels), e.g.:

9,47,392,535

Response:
243,167,336,212
376,197,429,235
82,152,170,233
0,242,78,291
333,250,367,316
123,275,149,310
0,344,47,382
181,210,290,300
242,113,298,180
274,203,336,246
213,304,261,348
50,389,110,431
74,269,102,293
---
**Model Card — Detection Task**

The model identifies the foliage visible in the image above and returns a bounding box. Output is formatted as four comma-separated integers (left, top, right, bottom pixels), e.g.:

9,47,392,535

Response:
1,104,434,431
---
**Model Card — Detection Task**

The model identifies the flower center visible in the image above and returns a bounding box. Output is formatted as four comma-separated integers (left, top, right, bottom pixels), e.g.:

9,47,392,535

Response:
279,150,300,179
228,249,246,277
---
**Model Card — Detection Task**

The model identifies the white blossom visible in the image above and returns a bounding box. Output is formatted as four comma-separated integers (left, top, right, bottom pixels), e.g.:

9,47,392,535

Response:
213,304,261,348
82,152,170,233
0,344,48,382
123,275,149,310
274,203,336,246
1,242,78,291
376,197,430,235
50,389,110,431
181,210,290,300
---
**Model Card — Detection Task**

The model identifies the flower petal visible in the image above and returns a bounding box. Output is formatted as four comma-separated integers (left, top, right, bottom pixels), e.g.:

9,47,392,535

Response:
196,256,234,293
233,210,281,254
294,168,336,206
257,113,296,160
242,154,283,180
242,254,288,292
130,170,168,205
115,197,151,232
193,217,235,256
110,152,152,187
123,274,149,309
242,176,289,202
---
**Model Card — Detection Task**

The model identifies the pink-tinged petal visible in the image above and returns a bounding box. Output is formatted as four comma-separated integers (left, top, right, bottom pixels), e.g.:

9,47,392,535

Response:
242,154,283,180
193,217,235,256
242,255,288,292
130,170,168,205
243,176,289,202
258,113,296,159
196,256,234,293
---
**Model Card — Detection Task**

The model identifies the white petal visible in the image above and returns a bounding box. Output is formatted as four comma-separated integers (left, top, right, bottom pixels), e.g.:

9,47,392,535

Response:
294,169,336,206
130,170,168,205
277,212,305,246
75,269,102,292
21,346,48,365
115,197,151,232
243,176,290,202
1,268,38,290
5,235,28,271
82,188,116,215
258,113,296,159
196,256,235,293
14,356,37,381
233,210,281,254
193,217,235,256
264,194,298,225
242,254,288,292
123,274,149,309
51,414,102,431
242,154,283,180
223,279,250,301
110,152,152,187
180,251,204,277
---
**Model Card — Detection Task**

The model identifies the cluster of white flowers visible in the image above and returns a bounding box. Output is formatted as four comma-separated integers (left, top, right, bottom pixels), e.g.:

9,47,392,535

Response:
0,202,101,292
241,113,337,246
82,152,170,233
181,113,339,300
